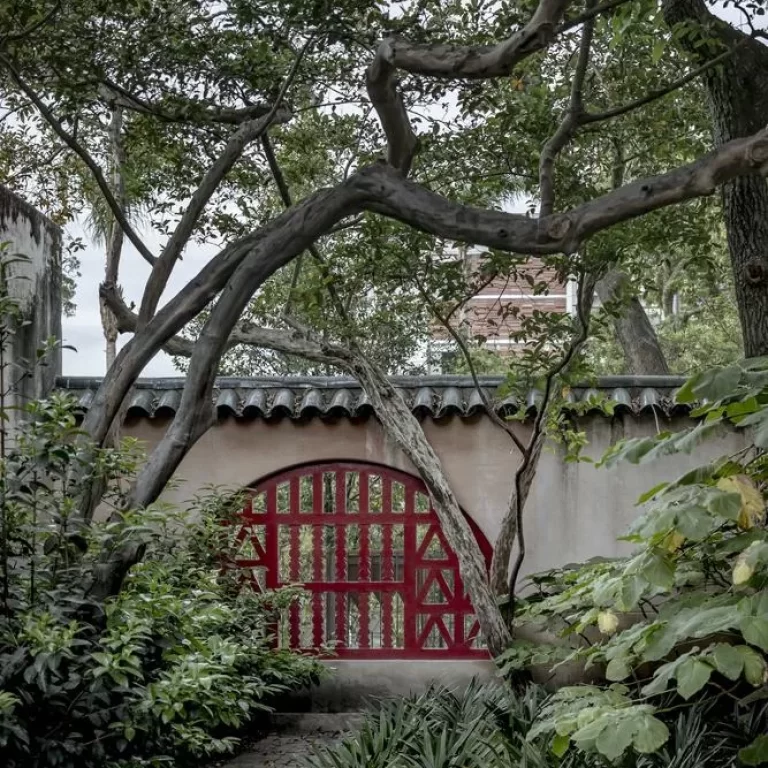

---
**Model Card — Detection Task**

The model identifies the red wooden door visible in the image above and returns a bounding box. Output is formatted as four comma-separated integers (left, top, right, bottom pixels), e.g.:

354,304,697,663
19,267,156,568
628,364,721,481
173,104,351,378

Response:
229,462,491,659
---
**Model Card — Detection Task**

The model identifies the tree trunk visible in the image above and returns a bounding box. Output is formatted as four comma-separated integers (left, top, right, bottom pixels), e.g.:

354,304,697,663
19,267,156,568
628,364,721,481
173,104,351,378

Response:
596,269,670,374
663,0,768,356
345,352,511,656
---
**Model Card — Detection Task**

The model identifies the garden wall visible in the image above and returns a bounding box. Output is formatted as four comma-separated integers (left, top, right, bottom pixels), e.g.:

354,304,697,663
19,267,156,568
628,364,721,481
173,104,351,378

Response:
60,376,748,709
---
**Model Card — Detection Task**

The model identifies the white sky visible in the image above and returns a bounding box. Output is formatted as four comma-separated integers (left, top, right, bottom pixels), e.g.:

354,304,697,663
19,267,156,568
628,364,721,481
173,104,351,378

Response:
59,3,761,378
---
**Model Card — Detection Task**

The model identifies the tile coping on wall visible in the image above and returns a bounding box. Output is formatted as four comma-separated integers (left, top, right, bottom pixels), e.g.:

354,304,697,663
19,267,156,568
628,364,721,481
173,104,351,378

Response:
56,374,692,422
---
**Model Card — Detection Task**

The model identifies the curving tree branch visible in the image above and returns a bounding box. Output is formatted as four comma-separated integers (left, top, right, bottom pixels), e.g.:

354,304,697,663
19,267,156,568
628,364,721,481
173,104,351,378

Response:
366,0,571,174
539,0,597,218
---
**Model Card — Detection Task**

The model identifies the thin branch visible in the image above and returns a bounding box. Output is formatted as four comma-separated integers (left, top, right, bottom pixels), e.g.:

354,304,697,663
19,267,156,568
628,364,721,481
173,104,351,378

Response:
556,0,632,34
2,1,62,43
260,132,351,325
507,272,596,614
412,273,527,455
137,36,314,325
582,38,747,125
98,79,275,125
539,1,596,218
0,54,157,267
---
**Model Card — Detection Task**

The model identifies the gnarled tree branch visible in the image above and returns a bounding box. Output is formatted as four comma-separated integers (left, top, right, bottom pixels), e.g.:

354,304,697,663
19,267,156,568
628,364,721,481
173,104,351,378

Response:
366,0,571,174
136,36,315,324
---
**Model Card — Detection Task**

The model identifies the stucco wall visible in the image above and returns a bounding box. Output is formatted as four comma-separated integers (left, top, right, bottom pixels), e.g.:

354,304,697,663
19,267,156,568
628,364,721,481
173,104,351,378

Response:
123,409,746,579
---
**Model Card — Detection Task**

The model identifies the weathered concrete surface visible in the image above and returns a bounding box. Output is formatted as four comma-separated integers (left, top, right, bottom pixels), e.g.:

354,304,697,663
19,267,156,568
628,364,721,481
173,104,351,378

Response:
220,714,358,768
290,660,497,711
0,186,62,441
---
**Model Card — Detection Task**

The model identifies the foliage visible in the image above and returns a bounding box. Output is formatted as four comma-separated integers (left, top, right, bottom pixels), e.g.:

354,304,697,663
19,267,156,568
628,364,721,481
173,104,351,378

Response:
0,395,324,768
304,681,575,768
305,677,765,768
505,360,768,764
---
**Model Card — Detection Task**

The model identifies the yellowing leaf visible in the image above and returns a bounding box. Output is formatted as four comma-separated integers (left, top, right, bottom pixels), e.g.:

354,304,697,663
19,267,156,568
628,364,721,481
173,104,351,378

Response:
733,558,754,586
717,475,765,530
663,530,685,553
598,610,619,635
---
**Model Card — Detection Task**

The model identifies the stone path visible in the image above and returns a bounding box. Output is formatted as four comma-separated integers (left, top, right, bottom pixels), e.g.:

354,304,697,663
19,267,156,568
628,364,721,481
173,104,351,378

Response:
221,732,343,767
220,714,360,768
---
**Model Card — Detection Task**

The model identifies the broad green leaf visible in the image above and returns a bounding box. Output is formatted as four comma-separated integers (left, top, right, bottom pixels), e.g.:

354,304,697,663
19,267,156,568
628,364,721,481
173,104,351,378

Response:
691,365,741,402
637,482,669,504
740,616,768,653
632,714,669,754
551,733,570,758
740,735,768,765
676,658,712,699
606,657,632,682
711,644,744,681
734,645,767,686
620,574,646,610
641,551,675,590
707,490,742,521
596,716,635,761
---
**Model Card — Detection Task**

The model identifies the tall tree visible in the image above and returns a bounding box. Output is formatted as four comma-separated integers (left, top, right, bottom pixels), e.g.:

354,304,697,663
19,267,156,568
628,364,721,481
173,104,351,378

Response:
3,0,768,652
663,0,768,357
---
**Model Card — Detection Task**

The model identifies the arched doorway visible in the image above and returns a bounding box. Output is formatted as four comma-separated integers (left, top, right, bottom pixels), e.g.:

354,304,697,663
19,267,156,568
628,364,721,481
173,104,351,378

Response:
229,462,491,659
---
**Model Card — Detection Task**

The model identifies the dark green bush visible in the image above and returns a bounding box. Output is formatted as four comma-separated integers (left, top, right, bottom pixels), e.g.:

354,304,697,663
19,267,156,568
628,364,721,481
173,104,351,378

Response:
0,395,324,768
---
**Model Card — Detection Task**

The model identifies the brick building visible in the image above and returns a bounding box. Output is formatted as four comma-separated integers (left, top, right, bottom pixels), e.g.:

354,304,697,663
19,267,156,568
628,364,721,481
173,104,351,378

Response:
430,247,576,365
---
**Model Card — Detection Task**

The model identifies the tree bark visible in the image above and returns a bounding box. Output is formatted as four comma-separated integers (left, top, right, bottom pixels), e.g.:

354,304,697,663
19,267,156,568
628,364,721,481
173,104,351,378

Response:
596,269,670,374
663,0,768,357
344,351,511,656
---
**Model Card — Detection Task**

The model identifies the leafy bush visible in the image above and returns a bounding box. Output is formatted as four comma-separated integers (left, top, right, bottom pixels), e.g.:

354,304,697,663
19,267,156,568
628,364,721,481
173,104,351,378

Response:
0,395,324,768
502,359,768,765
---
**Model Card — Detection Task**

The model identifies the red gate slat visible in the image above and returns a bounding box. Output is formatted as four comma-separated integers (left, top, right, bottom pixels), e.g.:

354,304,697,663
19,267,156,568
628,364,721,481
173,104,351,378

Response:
358,472,370,648
334,471,347,647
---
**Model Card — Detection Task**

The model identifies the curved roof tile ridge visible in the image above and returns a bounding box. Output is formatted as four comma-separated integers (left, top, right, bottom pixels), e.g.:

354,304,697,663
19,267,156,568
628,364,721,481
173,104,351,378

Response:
56,374,691,421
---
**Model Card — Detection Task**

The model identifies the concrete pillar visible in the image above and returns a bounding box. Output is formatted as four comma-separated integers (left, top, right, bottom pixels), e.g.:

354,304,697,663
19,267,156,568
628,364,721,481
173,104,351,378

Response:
0,185,62,442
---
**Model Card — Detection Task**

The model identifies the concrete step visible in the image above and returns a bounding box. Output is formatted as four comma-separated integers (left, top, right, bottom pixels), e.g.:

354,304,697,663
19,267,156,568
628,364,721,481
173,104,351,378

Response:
269,712,364,734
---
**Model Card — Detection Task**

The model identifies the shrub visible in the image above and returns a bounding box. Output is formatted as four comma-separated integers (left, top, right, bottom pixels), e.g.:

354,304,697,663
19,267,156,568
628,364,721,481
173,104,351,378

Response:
0,395,324,768
501,359,768,765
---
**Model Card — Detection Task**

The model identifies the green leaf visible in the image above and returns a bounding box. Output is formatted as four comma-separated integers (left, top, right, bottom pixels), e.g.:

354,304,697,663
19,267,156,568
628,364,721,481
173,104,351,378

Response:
740,735,768,766
676,658,712,700
711,644,744,681
708,490,742,521
551,733,570,758
637,482,669,504
606,657,632,682
741,616,768,653
734,645,767,686
642,551,675,590
596,716,635,761
633,714,669,754
651,38,666,63
692,365,741,402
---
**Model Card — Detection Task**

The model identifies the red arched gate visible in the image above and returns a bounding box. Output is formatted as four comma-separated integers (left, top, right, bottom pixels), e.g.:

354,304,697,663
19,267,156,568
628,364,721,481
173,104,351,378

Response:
230,462,491,659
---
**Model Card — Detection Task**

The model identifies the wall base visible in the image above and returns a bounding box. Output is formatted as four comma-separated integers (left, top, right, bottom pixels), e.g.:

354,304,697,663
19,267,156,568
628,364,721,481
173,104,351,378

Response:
285,660,497,712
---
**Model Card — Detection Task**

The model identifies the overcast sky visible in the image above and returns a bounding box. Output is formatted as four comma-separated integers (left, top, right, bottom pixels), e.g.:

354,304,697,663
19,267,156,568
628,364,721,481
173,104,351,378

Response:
59,3,761,378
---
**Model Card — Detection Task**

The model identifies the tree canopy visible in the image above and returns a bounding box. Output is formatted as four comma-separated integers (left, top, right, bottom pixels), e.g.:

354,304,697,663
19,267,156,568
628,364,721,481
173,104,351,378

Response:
2,0,768,653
